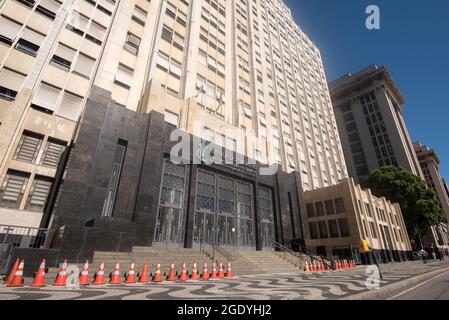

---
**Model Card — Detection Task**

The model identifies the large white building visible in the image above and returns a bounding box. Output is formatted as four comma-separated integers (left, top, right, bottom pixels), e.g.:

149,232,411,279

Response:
0,0,348,229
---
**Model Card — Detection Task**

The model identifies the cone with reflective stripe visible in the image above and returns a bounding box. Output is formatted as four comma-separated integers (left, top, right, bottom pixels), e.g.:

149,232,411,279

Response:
179,262,188,281
190,262,199,280
225,261,233,278
210,261,218,279
30,259,46,287
166,263,176,281
218,261,225,279
92,262,105,285
304,261,309,272
201,262,209,280
53,260,68,286
109,262,122,284
7,260,24,287
124,262,136,284
152,262,162,283
5,258,20,285
78,260,90,286
138,261,149,283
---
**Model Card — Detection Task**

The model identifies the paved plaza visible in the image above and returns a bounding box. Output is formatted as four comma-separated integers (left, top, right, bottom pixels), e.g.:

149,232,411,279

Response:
1,261,448,300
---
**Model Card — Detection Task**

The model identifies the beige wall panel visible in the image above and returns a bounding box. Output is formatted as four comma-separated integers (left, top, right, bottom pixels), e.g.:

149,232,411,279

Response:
0,208,43,228
41,65,67,89
4,49,35,75
2,0,30,24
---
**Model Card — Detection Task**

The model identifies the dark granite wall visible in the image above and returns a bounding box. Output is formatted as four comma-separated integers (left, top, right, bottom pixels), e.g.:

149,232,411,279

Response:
45,86,308,262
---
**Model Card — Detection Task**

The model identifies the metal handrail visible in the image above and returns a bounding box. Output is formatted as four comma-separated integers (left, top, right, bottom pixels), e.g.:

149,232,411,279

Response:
201,240,235,262
272,241,305,267
274,241,337,270
300,246,336,270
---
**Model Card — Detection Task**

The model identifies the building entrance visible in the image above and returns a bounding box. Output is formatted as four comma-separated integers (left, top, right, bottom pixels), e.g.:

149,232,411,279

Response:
193,170,256,250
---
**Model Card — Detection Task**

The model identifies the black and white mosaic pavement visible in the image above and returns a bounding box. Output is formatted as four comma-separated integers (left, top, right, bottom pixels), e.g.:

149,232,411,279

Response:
1,261,448,300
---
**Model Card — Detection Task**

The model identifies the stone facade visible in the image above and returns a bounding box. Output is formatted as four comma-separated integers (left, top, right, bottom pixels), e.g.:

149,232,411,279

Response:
303,178,412,264
38,86,306,263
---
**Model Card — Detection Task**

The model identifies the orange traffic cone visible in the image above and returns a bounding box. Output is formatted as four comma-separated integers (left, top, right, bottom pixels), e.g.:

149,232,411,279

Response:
53,260,68,286
124,263,136,284
138,261,149,283
201,262,209,280
225,261,233,278
178,262,188,281
92,262,106,285
210,261,218,279
5,258,20,285
190,262,199,280
78,260,90,286
30,259,46,287
109,262,122,284
7,260,24,287
218,261,225,279
152,263,163,283
304,261,309,272
166,263,176,281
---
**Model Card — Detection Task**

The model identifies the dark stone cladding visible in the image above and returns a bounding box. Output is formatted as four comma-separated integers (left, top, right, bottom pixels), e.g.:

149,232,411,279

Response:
39,86,307,264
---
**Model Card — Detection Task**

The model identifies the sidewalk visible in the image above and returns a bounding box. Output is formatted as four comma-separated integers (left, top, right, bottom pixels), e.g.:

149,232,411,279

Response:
1,260,448,300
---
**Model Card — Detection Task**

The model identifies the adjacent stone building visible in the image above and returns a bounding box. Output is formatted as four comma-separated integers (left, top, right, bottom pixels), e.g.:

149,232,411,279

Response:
414,142,449,223
304,178,412,264
329,65,424,184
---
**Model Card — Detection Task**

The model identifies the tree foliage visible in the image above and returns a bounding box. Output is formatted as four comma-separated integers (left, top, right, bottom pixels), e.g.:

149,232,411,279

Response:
364,166,444,246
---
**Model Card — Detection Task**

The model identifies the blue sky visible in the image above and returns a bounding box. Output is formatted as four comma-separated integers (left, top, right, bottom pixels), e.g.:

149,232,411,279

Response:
283,0,449,180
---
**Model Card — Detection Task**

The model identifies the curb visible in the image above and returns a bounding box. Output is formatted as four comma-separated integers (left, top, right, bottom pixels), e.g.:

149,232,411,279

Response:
342,265,449,300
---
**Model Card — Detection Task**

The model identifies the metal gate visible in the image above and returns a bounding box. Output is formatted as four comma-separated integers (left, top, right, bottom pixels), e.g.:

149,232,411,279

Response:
193,170,256,251
0,225,49,274
153,160,188,248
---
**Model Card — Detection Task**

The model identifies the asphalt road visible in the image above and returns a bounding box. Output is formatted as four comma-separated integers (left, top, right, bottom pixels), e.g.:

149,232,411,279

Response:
390,269,449,300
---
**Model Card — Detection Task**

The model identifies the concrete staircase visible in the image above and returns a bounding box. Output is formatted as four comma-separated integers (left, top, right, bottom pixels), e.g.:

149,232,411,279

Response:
40,247,303,283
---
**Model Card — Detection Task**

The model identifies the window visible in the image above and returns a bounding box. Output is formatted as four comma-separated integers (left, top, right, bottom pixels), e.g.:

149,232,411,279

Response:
73,53,95,79
132,6,147,25
66,11,89,36
14,131,44,163
50,43,76,71
32,82,60,112
338,219,350,237
25,176,53,212
315,202,324,216
334,197,345,213
318,220,328,238
325,200,335,215
0,170,30,209
0,15,22,46
15,28,45,57
164,110,179,127
328,219,339,238
369,221,377,238
0,68,26,101
86,22,106,45
36,0,61,20
56,91,84,121
161,25,173,43
306,203,315,217
114,64,134,88
101,140,127,217
124,32,141,55
309,222,318,239
41,138,66,168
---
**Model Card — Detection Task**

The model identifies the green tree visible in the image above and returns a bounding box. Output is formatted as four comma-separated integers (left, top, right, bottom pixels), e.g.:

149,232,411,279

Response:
363,166,444,247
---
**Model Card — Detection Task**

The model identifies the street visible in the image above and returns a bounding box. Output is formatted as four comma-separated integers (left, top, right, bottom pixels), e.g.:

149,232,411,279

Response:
390,268,449,300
